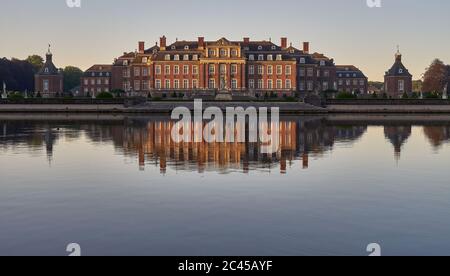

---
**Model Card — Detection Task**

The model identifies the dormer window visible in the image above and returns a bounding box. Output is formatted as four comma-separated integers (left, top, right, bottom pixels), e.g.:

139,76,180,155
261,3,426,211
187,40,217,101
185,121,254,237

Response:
399,69,403,74
91,72,95,77
300,58,306,64
171,45,176,50
258,46,263,50
258,55,264,61
184,45,189,50
174,55,180,61
99,72,103,77
193,55,198,61
353,73,357,77
244,47,249,51
183,55,189,61
271,45,276,50
142,57,148,63
123,60,128,66
320,61,325,66
267,55,273,61
276,55,282,61
153,49,158,54
165,54,171,61
249,55,255,61
106,73,110,77
208,49,216,57
290,49,295,54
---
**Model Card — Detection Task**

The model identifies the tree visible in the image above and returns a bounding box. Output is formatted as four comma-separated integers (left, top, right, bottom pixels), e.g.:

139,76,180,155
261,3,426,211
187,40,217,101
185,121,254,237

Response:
0,57,35,92
26,55,44,72
422,59,447,93
62,66,83,92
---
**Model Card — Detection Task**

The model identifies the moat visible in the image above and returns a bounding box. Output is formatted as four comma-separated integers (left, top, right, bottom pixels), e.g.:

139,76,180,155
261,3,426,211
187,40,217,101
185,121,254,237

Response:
1,114,450,255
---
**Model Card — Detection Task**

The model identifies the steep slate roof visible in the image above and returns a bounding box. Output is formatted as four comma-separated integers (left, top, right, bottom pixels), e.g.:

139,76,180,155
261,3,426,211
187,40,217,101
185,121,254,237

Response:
336,65,367,78
83,65,112,77
37,53,60,75
385,54,412,77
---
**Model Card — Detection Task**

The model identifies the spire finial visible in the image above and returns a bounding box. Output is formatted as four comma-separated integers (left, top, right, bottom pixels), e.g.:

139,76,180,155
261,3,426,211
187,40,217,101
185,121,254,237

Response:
47,44,52,55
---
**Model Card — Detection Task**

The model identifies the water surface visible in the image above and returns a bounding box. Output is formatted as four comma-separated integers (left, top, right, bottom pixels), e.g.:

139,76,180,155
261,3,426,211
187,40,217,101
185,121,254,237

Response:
1,114,450,256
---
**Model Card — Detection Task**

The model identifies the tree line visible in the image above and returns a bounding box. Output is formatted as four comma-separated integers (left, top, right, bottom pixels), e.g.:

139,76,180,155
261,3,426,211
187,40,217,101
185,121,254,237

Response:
0,55,83,93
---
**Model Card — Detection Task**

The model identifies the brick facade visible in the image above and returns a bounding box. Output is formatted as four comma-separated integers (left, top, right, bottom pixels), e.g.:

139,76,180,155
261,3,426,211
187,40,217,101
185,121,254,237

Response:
384,51,413,98
85,36,368,97
34,49,63,97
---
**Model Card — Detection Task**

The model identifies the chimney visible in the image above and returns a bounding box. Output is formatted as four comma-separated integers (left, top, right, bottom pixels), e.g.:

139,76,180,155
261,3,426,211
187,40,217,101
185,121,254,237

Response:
160,36,167,51
281,37,288,49
198,37,205,50
138,41,145,54
303,42,310,54
243,37,250,44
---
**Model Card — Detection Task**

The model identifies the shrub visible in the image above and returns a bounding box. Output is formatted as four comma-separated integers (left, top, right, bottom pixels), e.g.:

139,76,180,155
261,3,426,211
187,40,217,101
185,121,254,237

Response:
96,92,114,99
372,93,378,99
336,92,357,99
402,92,409,99
424,92,441,99
411,92,419,99
8,93,24,100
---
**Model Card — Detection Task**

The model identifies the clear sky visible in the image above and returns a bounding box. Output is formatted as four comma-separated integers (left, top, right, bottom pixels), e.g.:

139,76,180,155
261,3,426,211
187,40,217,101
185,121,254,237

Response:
1,0,449,81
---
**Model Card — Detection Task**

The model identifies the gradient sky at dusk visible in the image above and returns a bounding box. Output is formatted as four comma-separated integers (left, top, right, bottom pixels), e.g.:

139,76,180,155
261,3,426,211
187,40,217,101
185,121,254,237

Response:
1,0,449,81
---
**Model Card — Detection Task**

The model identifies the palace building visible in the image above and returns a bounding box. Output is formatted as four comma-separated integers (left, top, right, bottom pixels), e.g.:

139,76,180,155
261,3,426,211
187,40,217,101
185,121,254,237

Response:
336,65,368,94
82,36,368,97
384,49,413,98
34,46,63,97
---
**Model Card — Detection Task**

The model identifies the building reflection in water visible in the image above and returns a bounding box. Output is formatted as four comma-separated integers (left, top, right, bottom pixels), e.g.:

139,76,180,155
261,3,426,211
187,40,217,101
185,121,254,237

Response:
7,117,450,173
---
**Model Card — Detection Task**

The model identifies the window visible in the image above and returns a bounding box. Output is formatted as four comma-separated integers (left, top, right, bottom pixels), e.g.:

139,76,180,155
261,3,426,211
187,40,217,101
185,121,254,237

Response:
134,80,140,91
91,79,95,85
220,48,227,57
84,79,88,85
300,58,306,64
192,65,198,75
360,80,365,86
143,68,148,76
231,64,238,75
209,49,216,57
143,81,149,91
183,79,189,89
399,69,403,74
123,60,128,66
123,69,130,77
276,55,282,61
286,65,292,75
209,79,215,89
324,70,330,78
134,67,140,77
346,80,351,86
220,64,227,74
258,55,264,61
174,65,180,75
142,57,148,63
193,55,198,61
249,65,255,75
257,65,264,75
165,79,171,89
267,79,273,89
97,79,102,85
258,79,264,89
249,79,255,89
155,79,162,89
258,46,263,50
183,55,189,61
192,79,198,89
299,69,305,77
338,80,343,85
174,55,180,61
307,81,313,91
155,65,161,75
267,65,273,75
231,79,237,89
307,68,314,77
286,80,292,90
165,55,170,61
271,45,277,50
267,55,273,61
171,46,176,50
299,82,305,91
183,65,189,75
43,80,49,92
231,49,238,57
165,65,171,75
174,79,180,89
322,82,329,91
353,80,358,86
320,60,325,66
184,45,189,50
276,65,283,75
399,80,405,92
276,79,282,90
249,55,255,61
209,64,215,74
